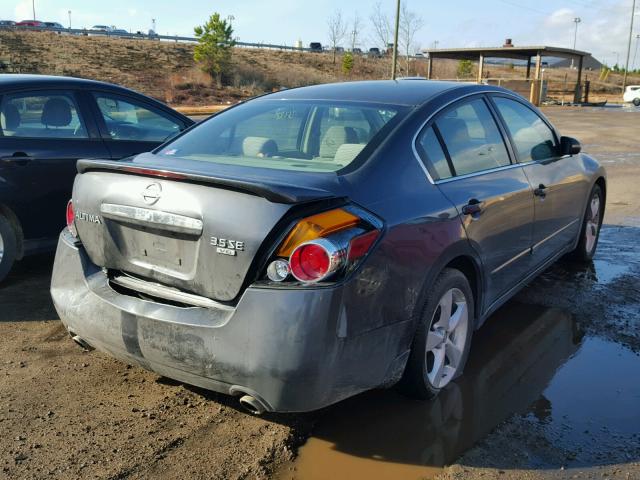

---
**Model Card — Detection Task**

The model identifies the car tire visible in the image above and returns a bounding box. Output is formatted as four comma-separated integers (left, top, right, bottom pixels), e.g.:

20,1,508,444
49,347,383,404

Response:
0,214,17,284
398,268,474,400
571,184,604,262
634,98,640,107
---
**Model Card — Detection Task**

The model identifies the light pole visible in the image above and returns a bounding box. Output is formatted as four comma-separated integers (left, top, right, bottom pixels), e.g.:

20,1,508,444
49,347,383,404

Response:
68,10,71,29
634,34,640,71
622,0,637,91
32,0,36,20
571,17,581,68
613,51,620,67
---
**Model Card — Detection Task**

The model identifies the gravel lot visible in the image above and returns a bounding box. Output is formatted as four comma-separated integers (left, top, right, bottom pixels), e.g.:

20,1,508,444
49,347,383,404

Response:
1,106,639,480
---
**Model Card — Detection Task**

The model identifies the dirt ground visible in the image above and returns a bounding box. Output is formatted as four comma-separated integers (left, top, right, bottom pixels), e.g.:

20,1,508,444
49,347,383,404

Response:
1,106,639,480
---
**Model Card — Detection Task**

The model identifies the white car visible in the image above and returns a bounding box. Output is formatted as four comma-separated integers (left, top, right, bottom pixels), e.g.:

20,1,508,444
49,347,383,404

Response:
623,85,640,106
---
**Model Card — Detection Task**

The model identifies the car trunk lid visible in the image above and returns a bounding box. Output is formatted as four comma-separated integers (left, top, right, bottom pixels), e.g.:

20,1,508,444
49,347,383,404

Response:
73,154,341,302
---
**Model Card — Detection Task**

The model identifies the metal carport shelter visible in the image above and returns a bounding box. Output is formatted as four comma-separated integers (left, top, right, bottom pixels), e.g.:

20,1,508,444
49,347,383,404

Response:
423,45,591,105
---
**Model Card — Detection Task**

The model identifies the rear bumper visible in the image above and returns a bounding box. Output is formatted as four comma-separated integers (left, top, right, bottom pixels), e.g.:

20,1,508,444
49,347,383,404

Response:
50,230,410,412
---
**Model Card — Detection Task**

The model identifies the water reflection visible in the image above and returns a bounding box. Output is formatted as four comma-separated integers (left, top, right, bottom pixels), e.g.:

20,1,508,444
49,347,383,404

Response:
283,303,582,480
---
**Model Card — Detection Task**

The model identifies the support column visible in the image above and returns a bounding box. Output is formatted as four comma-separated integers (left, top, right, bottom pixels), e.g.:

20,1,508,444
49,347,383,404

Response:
530,51,542,105
525,57,532,79
427,55,433,79
573,55,584,103
477,54,484,83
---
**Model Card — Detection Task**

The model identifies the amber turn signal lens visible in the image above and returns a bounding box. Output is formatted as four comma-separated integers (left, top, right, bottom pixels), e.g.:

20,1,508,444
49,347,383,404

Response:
276,208,360,257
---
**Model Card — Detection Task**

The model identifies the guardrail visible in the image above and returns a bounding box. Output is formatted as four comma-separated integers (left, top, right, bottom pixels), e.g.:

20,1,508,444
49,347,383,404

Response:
0,24,319,52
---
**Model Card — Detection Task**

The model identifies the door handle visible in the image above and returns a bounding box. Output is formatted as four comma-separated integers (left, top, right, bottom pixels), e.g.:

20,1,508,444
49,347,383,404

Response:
1,152,32,165
534,184,547,198
462,199,484,216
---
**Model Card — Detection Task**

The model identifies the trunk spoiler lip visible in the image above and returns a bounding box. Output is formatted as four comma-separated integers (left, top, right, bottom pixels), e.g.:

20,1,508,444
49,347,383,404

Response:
76,158,338,204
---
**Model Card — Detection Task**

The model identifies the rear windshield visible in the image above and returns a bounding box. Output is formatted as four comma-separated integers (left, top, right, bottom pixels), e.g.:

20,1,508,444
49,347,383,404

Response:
156,99,404,173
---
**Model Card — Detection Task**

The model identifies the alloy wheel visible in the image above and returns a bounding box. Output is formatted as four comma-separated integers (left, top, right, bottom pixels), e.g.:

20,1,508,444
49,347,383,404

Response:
425,288,469,389
585,193,600,254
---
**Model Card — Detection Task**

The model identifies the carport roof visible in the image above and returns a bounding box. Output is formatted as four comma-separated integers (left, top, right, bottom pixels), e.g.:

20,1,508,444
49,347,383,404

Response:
423,46,591,61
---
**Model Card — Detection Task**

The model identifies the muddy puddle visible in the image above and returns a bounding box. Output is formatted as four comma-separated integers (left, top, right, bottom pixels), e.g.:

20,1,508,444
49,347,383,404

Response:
279,301,640,480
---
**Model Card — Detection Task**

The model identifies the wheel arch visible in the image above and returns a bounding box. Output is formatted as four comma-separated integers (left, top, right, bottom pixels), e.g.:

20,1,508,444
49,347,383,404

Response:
414,241,485,332
595,176,606,205
0,203,24,260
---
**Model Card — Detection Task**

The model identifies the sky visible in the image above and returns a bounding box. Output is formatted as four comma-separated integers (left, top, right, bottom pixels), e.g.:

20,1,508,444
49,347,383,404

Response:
3,0,640,68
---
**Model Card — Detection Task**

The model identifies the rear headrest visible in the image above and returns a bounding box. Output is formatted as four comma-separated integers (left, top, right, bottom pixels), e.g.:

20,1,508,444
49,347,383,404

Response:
1,104,20,130
41,98,72,127
242,136,278,157
333,143,366,165
319,126,359,158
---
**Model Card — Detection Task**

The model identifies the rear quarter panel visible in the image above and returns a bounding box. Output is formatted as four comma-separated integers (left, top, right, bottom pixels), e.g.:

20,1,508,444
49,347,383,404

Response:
339,94,483,339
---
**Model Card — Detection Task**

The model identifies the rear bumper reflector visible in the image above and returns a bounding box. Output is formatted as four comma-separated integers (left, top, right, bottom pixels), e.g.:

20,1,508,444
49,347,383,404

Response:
100,203,203,235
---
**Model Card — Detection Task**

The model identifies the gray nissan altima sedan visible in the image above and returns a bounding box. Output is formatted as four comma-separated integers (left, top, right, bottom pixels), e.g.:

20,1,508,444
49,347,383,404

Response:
51,80,606,414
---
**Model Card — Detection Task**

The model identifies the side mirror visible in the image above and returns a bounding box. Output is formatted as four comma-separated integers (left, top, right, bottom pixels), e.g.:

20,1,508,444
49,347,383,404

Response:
560,136,581,156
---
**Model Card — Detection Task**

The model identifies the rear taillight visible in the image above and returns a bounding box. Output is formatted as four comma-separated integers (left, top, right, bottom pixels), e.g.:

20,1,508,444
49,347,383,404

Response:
290,239,341,282
264,206,382,285
66,200,77,237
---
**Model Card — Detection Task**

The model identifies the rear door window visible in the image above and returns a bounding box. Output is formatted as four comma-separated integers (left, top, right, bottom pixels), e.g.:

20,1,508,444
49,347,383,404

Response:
435,98,511,176
492,97,558,162
93,93,182,142
0,91,88,138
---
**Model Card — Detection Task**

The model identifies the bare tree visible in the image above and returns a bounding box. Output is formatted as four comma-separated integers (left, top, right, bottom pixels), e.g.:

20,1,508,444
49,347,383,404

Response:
327,10,347,64
350,12,363,51
399,4,424,76
369,2,392,51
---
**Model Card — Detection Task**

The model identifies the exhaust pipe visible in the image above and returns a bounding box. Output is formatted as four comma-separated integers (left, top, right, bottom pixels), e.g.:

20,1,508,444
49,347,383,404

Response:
239,395,266,415
68,331,94,351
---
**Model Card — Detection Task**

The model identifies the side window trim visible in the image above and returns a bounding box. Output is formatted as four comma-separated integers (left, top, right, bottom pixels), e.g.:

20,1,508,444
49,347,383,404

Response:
486,93,560,163
431,123,457,177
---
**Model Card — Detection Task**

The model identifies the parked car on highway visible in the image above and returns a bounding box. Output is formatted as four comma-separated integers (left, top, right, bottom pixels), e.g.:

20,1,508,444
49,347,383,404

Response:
43,22,65,30
15,20,44,28
0,20,16,27
309,42,323,52
111,28,130,36
89,25,113,35
623,85,640,106
52,80,605,414
368,47,382,58
0,74,194,282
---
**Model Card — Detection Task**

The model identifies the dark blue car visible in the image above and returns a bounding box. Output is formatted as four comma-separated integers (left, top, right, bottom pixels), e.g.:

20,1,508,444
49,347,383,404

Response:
51,80,605,413
0,75,193,282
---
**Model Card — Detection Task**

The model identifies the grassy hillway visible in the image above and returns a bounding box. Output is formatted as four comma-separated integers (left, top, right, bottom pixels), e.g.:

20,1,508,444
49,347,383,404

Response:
0,30,395,105
0,30,637,109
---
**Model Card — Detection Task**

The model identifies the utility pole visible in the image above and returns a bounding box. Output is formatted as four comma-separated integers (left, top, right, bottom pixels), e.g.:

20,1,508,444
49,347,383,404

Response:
68,10,71,29
613,51,620,66
32,0,36,20
571,17,581,68
391,0,401,79
633,34,640,71
622,0,637,91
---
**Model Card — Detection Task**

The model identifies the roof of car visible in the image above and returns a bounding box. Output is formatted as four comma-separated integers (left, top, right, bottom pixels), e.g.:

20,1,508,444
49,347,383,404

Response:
0,74,124,90
263,80,493,106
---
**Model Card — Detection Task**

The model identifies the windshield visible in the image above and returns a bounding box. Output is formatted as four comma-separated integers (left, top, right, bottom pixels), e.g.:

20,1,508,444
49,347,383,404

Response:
156,99,405,173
